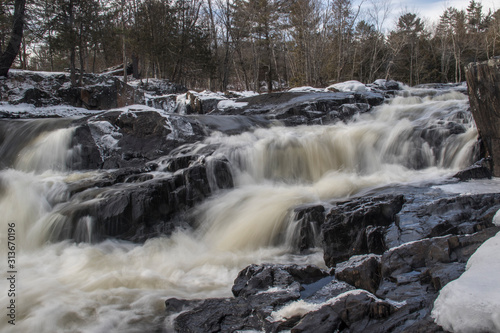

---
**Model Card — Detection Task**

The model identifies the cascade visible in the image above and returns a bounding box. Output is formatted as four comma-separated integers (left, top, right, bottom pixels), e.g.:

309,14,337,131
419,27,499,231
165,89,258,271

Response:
0,88,480,332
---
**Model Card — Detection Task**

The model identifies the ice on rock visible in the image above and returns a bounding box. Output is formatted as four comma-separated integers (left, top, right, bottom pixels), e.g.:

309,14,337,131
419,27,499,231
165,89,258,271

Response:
432,226,500,333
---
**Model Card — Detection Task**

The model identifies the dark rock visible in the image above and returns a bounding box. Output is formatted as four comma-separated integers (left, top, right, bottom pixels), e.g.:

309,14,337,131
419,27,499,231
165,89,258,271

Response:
380,236,451,278
370,79,402,91
454,158,492,181
335,254,381,294
290,305,344,333
158,154,198,172
76,110,207,169
18,87,52,106
304,279,355,303
322,195,405,266
386,189,500,248
232,263,330,298
290,204,325,252
50,157,234,242
428,262,465,291
368,228,500,333
70,124,102,170
168,229,499,333
286,290,397,333
164,298,200,315
173,297,270,333
135,78,187,96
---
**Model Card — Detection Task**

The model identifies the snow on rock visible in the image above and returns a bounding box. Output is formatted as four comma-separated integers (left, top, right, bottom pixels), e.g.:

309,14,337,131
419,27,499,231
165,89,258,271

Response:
216,100,248,111
165,114,195,140
494,210,500,226
196,90,227,100
326,80,370,93
174,90,229,114
0,102,98,118
434,178,500,196
88,120,122,160
432,229,500,333
288,86,325,93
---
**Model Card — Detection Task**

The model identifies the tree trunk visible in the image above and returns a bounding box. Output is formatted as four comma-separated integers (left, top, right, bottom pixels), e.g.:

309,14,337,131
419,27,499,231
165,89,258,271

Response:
466,58,500,176
0,0,26,76
132,54,139,79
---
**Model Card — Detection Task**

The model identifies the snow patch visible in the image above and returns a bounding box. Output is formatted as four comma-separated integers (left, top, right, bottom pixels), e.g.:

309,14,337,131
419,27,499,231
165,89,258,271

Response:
326,80,370,93
434,178,500,196
0,102,99,118
217,100,248,110
196,90,227,101
494,210,500,227
288,86,324,93
432,230,500,333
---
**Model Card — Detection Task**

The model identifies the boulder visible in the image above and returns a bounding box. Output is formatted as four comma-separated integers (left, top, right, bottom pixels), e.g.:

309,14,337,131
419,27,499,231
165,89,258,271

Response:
285,290,397,333
453,158,492,181
335,254,381,294
321,195,405,266
232,264,330,297
75,110,207,169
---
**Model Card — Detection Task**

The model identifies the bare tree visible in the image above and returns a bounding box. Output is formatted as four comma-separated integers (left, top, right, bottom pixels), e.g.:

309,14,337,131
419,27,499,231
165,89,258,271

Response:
0,0,26,76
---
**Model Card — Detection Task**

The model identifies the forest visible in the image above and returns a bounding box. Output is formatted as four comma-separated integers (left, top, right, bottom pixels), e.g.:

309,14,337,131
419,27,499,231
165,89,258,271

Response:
1,0,499,91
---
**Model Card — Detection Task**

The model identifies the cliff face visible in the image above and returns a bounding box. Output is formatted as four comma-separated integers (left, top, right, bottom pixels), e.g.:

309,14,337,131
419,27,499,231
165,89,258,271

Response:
466,58,500,176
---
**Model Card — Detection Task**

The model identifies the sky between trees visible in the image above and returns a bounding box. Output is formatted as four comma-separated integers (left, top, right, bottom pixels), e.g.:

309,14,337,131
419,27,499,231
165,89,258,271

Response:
1,0,499,91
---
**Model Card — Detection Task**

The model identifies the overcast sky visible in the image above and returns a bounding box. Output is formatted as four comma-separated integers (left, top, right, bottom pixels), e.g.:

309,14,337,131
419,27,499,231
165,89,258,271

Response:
382,0,499,30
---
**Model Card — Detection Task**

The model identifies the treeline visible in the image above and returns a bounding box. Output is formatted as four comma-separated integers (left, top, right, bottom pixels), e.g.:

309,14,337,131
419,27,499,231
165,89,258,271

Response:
1,0,499,90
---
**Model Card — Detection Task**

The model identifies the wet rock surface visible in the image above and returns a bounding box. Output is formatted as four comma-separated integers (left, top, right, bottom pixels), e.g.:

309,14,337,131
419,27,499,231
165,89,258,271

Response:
170,227,500,333
168,184,500,333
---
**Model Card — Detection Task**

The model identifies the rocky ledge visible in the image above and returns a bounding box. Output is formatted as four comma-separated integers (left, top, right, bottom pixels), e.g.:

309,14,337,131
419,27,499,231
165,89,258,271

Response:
168,213,499,333
165,178,500,332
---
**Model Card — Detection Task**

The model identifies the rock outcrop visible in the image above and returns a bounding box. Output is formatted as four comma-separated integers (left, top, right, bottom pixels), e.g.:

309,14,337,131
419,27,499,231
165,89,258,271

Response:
210,91,384,126
168,216,500,333
0,71,145,109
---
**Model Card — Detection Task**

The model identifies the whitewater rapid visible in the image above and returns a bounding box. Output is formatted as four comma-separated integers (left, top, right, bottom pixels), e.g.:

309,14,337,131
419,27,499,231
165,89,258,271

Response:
0,88,479,332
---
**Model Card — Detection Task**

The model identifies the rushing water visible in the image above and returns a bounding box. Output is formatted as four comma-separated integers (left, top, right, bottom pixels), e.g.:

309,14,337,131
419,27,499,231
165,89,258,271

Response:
0,88,478,332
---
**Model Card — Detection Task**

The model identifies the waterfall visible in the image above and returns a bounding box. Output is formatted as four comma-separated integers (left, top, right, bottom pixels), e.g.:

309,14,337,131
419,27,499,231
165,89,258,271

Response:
0,88,480,332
